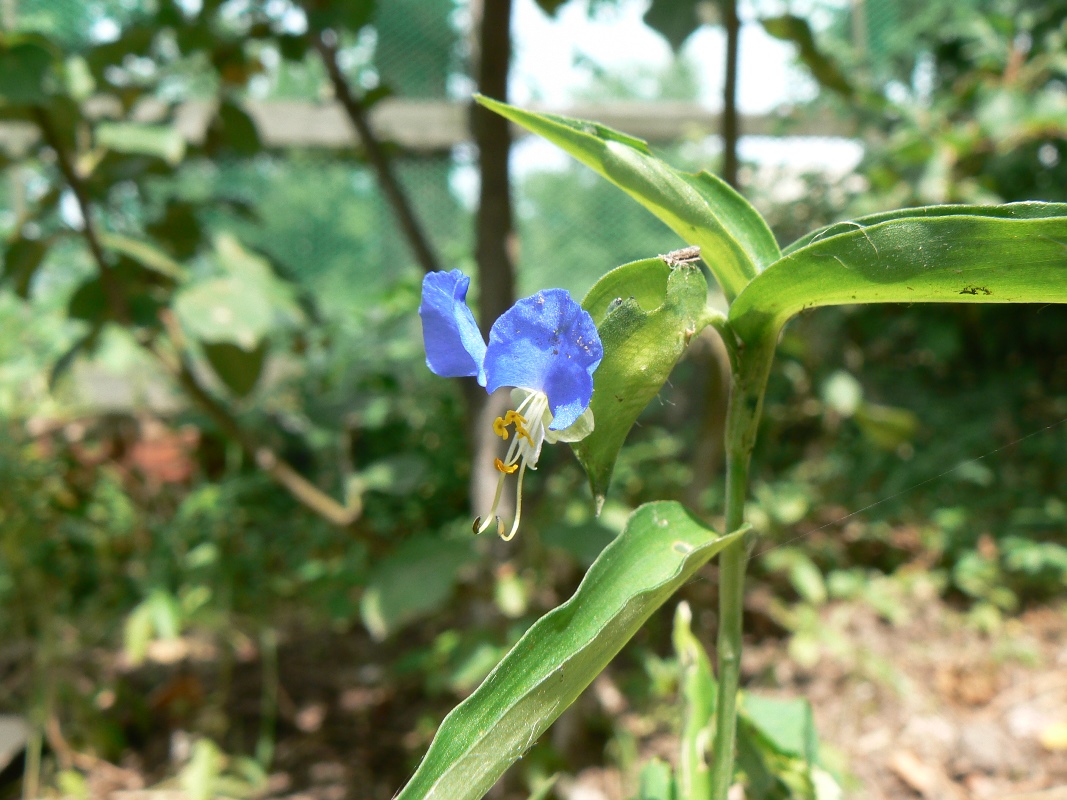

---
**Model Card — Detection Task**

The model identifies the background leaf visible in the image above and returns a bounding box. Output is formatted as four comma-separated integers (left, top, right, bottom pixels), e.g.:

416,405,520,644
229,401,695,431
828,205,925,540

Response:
395,502,742,800
760,15,854,99
359,536,478,642
644,0,707,52
205,100,262,156
742,694,818,766
638,758,677,800
672,602,715,800
96,121,186,165
0,37,54,105
2,235,49,297
202,341,268,398
476,96,778,301
175,277,274,350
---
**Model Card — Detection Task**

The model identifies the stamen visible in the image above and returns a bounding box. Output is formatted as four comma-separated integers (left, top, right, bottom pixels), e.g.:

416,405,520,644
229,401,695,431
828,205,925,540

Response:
474,469,509,535
494,458,518,474
476,390,553,540
492,417,510,440
500,462,527,541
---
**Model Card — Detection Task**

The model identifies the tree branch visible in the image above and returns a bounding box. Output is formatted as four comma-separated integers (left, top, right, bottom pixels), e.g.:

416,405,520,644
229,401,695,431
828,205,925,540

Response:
471,0,516,331
312,32,443,276
721,0,741,188
155,313,362,528
33,107,131,323
34,105,361,529
468,0,518,515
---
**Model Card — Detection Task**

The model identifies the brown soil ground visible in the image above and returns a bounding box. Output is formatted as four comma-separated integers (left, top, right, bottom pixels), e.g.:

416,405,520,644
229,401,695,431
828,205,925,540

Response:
31,594,1067,800
555,595,1067,800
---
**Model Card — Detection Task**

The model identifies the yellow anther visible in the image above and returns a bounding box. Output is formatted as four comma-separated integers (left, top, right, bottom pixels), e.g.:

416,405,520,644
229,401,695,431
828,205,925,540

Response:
494,458,519,474
494,410,534,443
492,416,510,440
503,410,527,426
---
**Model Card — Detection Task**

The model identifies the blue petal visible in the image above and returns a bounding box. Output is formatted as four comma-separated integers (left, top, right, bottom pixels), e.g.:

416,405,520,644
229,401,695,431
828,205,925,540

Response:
484,289,603,430
419,270,488,384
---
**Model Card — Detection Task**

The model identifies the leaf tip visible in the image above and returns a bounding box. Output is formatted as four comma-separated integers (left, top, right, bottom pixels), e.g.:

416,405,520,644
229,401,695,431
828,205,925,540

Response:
593,493,606,518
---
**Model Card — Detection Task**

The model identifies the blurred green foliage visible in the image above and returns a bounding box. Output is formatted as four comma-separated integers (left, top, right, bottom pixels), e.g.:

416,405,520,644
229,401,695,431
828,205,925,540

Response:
0,0,1064,797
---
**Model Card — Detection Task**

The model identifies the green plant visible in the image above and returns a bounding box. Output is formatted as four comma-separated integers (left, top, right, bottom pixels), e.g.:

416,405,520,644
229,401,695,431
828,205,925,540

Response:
393,98,1067,799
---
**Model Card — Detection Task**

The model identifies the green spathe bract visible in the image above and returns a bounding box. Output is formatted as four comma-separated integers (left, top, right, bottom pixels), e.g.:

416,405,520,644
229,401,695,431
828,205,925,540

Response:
575,257,713,506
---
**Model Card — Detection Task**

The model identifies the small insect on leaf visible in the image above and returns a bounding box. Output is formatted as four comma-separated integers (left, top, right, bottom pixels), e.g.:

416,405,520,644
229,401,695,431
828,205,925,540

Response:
660,246,702,268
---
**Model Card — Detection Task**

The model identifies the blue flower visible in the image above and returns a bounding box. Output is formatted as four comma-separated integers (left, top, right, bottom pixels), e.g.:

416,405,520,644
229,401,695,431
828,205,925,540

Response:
420,269,603,539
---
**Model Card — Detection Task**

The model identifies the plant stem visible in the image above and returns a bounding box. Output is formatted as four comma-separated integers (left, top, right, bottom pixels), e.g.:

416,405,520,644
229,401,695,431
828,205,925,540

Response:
709,331,776,799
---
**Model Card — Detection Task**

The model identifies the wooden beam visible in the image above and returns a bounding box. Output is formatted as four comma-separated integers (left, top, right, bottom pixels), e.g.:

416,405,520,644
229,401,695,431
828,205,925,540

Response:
0,99,855,156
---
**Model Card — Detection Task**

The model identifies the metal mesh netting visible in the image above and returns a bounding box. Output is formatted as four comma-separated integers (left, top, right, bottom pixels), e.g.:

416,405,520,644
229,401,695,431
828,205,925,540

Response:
5,0,887,304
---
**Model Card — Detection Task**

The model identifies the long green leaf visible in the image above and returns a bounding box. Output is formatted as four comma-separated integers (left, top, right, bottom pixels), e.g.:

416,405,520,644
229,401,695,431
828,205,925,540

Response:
476,95,779,301
730,206,1067,344
395,502,744,800
782,202,1067,255
672,602,715,800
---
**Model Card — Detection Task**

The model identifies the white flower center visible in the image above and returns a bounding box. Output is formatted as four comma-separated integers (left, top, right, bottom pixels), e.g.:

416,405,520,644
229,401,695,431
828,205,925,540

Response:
475,388,593,541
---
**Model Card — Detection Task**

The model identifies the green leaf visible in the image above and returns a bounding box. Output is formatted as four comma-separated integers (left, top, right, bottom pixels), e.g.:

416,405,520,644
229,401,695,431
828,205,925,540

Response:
782,202,1067,255
175,277,273,349
67,258,169,327
181,739,224,800
2,235,49,297
730,204,1067,345
761,15,854,99
359,536,477,642
203,341,268,398
526,776,559,800
395,502,743,800
146,201,204,260
97,232,187,280
96,121,186,165
741,694,818,766
575,258,710,507
532,0,570,15
123,602,154,667
476,96,779,301
673,602,715,800
174,234,301,350
205,100,261,156
276,33,309,62
638,758,677,800
735,722,800,800
762,549,827,606
0,37,54,105
644,0,707,51
304,0,376,32
49,329,100,391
